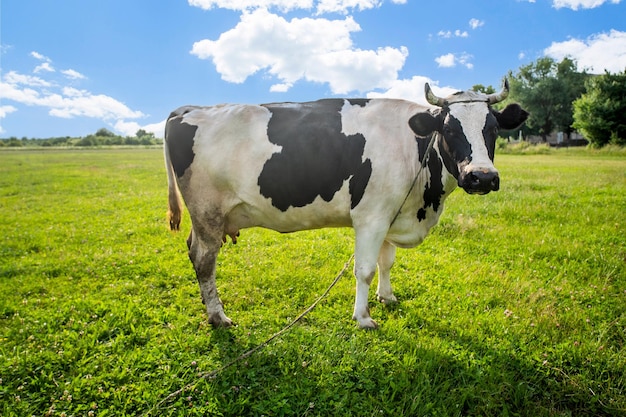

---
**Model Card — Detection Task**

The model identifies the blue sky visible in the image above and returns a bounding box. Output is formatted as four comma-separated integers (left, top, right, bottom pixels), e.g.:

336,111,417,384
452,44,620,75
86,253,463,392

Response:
1,0,625,138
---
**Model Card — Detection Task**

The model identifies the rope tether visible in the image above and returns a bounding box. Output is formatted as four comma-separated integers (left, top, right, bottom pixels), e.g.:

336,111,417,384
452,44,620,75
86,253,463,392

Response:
145,253,355,416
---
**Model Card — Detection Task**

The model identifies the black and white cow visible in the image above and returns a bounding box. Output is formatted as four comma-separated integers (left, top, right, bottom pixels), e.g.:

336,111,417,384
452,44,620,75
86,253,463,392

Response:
164,80,528,329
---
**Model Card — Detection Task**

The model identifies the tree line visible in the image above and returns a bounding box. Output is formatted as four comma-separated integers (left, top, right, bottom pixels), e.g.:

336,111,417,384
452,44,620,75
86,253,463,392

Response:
0,128,163,148
491,57,625,147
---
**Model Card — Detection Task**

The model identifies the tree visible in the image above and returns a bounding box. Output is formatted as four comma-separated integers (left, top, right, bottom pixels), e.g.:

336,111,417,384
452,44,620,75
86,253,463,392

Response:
95,128,115,137
76,135,96,147
471,84,496,94
553,58,588,139
508,57,587,141
573,70,626,147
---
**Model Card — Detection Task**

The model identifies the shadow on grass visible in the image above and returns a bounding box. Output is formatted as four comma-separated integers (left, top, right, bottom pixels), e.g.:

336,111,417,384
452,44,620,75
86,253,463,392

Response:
161,302,625,417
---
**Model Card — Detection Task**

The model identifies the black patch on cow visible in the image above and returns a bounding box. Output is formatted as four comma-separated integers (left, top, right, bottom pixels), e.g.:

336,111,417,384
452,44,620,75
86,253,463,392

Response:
439,114,472,180
258,100,372,211
416,132,432,162
166,109,198,178
482,112,499,161
347,98,370,107
349,158,372,209
417,147,444,221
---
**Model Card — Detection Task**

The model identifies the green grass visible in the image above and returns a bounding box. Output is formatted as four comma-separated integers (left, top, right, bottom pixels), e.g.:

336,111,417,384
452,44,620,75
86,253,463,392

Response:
1,147,624,416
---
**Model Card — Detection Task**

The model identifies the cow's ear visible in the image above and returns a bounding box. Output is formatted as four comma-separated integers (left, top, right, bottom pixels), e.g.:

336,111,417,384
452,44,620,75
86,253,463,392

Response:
409,111,441,137
493,104,529,130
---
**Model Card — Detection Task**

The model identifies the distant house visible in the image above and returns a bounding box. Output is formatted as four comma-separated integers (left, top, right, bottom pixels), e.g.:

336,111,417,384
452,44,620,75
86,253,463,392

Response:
527,131,588,147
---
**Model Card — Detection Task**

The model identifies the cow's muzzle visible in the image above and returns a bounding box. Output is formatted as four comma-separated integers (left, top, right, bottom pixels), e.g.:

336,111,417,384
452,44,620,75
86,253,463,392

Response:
460,169,500,195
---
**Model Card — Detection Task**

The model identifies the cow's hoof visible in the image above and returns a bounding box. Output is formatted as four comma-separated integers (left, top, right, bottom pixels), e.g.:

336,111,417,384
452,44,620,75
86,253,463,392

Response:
377,294,398,305
208,312,233,328
355,317,379,330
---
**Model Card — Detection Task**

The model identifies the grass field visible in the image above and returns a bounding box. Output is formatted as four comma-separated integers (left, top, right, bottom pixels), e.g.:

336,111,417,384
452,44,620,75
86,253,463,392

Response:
1,147,624,416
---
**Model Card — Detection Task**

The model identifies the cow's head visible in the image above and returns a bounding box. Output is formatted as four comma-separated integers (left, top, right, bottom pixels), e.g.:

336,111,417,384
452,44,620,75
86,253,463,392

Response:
408,80,528,195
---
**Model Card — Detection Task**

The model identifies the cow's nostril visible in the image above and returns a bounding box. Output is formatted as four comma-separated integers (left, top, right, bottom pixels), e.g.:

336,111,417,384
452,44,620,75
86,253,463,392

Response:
491,176,500,191
469,173,481,187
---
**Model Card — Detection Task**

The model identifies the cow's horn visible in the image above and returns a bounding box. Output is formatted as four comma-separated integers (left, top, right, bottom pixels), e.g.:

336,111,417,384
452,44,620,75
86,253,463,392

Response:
487,79,510,104
425,83,446,107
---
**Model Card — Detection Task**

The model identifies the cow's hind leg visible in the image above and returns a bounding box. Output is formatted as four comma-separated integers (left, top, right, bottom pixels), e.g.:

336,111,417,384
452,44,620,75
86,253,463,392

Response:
376,240,397,304
188,221,233,328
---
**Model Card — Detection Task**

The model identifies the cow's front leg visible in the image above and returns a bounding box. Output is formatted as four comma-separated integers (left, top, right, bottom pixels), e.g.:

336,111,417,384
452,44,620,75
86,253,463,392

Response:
352,227,387,329
376,240,397,304
188,226,233,328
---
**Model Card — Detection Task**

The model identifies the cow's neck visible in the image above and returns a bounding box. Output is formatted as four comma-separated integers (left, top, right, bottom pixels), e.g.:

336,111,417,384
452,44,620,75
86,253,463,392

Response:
386,151,456,248
435,137,461,196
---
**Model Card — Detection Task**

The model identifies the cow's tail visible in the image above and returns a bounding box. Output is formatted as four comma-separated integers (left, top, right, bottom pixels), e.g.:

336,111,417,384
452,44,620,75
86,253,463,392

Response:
164,132,183,231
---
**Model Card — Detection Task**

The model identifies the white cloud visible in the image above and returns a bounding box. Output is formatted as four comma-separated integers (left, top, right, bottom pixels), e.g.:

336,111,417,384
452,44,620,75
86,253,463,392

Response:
270,82,293,92
316,0,382,14
435,52,473,69
50,90,145,120
4,70,53,87
438,30,468,39
62,69,86,80
0,82,40,105
2,52,150,137
30,53,86,80
34,62,55,73
30,51,51,62
61,87,85,98
0,105,17,118
544,29,626,73
1,70,144,123
189,0,313,12
191,8,407,94
114,119,166,138
188,0,404,14
366,75,458,106
435,53,456,67
552,0,620,10
437,19,481,39
0,105,17,134
469,18,484,29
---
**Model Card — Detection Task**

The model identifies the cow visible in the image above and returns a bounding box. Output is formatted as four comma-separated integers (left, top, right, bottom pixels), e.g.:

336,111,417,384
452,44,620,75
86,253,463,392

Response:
164,80,528,329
